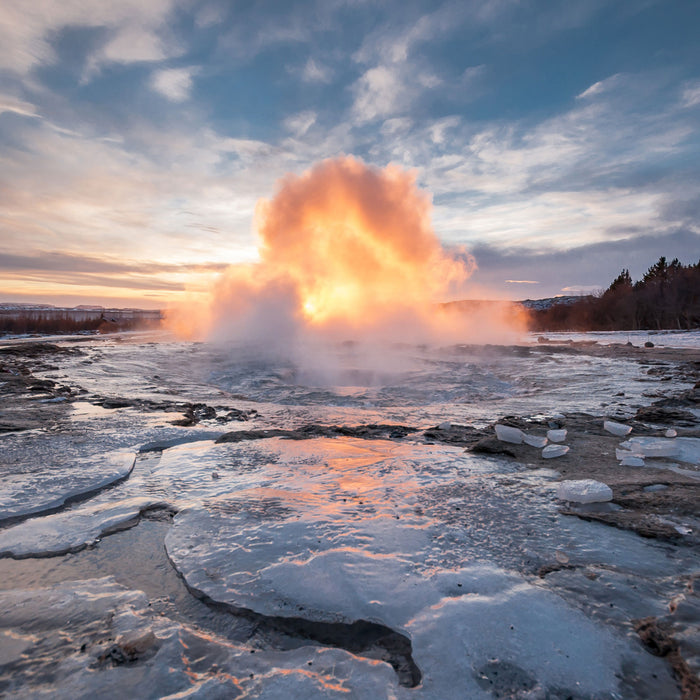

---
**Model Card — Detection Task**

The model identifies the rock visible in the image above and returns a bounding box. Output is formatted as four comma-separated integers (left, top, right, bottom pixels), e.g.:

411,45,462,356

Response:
542,444,569,459
547,429,567,443
557,479,612,503
119,630,158,657
604,420,632,437
495,424,524,444
635,405,696,426
665,429,677,438
644,341,654,348
470,438,516,457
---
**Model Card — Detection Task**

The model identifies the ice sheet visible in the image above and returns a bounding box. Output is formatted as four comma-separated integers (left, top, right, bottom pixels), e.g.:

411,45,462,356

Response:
0,451,136,522
0,496,168,557
159,437,690,698
2,334,699,697
620,436,700,464
0,577,398,699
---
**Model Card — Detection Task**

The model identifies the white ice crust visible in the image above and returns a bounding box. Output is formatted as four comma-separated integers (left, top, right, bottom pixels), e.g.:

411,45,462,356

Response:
495,424,524,444
556,479,613,503
604,420,632,436
523,433,548,448
620,436,700,463
159,438,669,699
546,428,567,443
0,577,397,699
542,444,569,459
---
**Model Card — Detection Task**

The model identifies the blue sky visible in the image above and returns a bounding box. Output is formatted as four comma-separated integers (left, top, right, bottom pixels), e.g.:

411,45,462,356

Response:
0,0,699,307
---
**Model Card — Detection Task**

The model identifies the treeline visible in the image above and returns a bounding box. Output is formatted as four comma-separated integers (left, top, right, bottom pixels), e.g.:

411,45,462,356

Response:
529,257,700,332
0,312,161,336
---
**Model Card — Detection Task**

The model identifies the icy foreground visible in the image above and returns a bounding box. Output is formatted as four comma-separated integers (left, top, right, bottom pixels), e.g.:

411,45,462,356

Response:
1,335,699,698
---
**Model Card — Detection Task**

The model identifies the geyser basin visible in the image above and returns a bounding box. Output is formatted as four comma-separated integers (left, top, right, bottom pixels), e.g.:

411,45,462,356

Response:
1,335,698,698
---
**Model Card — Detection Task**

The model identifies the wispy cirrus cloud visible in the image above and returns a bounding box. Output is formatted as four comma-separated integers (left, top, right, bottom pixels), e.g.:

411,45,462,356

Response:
0,94,39,118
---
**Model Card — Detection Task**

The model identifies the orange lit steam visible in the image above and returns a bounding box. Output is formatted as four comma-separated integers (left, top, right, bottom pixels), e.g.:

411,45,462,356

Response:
167,156,525,344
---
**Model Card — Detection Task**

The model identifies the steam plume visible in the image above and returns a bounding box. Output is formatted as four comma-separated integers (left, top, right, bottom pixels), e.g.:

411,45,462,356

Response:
167,156,525,347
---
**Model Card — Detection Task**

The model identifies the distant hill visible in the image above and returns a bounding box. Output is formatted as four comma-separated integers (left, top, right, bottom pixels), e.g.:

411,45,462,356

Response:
517,296,594,312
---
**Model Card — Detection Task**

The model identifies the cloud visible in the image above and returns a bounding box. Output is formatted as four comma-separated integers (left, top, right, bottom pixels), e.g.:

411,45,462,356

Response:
0,1,180,76
150,66,198,102
0,117,283,273
561,285,600,293
0,250,227,275
467,229,700,298
103,27,167,63
352,65,404,123
0,94,39,118
576,73,624,100
349,5,464,124
283,110,317,137
301,57,333,83
681,81,700,108
195,3,225,29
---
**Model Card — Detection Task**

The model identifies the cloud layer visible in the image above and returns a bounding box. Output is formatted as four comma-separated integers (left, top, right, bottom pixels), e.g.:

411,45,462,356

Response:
0,0,698,306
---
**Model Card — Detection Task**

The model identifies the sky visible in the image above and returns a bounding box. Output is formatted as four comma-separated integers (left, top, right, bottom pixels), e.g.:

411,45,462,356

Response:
0,0,699,309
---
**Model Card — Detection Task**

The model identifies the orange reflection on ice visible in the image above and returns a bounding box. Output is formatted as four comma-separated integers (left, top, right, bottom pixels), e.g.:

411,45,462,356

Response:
204,437,428,524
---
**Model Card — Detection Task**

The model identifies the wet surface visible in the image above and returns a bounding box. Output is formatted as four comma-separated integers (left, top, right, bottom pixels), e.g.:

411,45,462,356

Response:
0,333,699,698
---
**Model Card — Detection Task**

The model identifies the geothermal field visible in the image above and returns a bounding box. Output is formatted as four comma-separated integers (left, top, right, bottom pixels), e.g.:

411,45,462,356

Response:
1,162,699,699
0,329,699,699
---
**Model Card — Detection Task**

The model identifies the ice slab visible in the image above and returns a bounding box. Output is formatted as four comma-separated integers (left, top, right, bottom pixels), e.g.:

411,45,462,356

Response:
557,479,613,503
495,424,524,444
542,444,569,459
616,447,643,459
167,508,670,699
620,455,645,467
0,451,136,522
0,577,397,699
604,420,632,437
547,428,567,443
620,436,700,463
406,581,672,699
523,433,548,448
0,496,168,558
157,436,680,699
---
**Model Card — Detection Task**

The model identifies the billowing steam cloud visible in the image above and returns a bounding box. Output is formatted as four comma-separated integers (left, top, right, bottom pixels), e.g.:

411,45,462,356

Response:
167,156,525,348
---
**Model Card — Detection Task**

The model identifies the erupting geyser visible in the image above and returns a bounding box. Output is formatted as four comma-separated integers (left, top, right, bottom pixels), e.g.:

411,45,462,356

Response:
167,156,524,345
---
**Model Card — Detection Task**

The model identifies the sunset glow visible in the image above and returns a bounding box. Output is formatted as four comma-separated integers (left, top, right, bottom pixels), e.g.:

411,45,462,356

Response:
1,2,698,307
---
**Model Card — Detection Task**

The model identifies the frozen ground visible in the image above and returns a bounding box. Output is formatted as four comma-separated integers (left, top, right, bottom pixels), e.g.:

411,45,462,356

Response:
0,332,699,698
530,329,700,349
